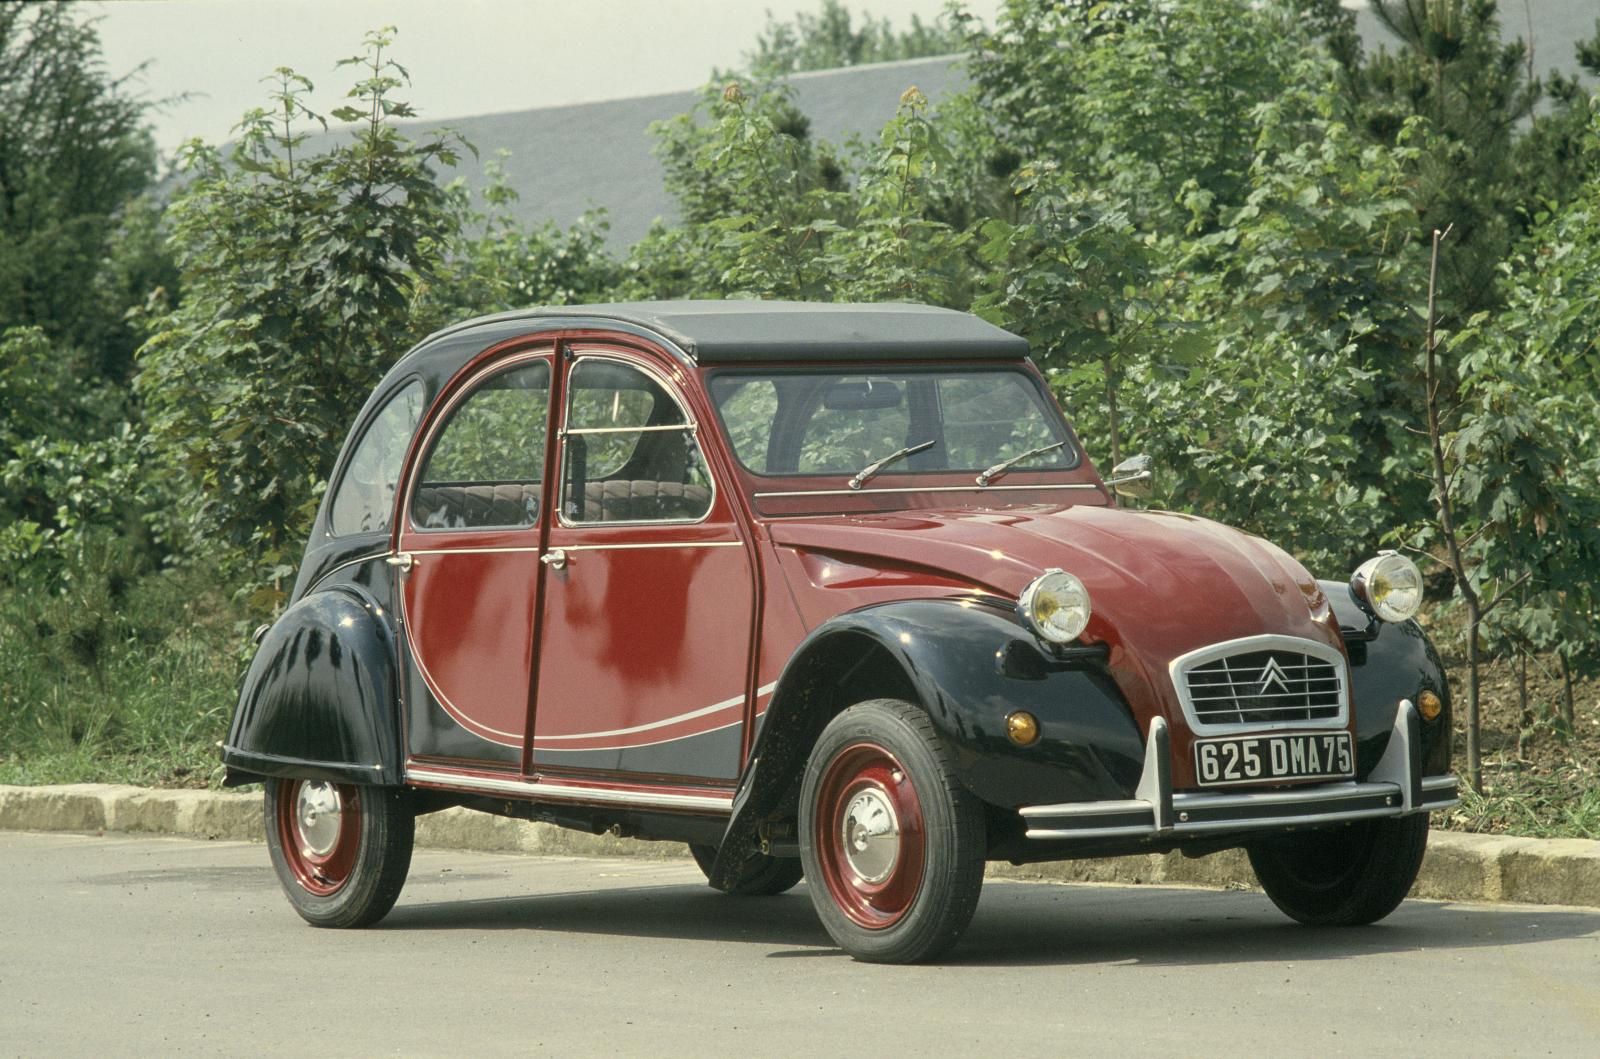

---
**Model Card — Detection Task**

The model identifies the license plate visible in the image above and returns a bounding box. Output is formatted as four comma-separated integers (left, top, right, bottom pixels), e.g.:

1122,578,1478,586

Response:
1193,732,1353,787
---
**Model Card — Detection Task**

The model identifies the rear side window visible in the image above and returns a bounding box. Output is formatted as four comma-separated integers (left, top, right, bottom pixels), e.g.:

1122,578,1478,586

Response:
410,359,551,530
559,358,713,524
328,380,425,537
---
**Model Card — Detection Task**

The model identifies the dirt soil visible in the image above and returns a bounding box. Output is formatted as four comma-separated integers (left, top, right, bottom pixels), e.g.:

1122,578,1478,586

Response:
1429,626,1600,838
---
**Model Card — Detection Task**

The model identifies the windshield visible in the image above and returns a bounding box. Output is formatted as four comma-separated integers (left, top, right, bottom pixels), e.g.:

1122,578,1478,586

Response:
709,368,1076,478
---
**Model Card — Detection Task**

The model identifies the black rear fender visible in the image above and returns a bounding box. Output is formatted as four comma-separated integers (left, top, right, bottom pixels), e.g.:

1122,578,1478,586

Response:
222,588,403,787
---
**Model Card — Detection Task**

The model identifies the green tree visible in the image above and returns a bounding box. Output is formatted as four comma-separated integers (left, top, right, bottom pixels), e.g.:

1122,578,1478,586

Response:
959,0,1321,230
1340,1,1599,314
745,0,963,76
631,81,846,299
416,156,621,332
137,30,466,607
0,3,160,369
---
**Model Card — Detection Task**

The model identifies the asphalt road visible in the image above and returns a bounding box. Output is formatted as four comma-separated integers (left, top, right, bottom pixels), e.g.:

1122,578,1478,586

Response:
3,833,1597,1057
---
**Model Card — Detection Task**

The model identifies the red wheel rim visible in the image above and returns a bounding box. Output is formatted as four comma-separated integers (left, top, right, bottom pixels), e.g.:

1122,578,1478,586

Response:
813,742,926,930
274,779,361,897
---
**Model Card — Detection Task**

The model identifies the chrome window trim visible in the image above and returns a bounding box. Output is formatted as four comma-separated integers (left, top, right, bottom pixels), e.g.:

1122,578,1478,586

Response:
555,352,717,530
1168,633,1349,735
403,348,554,535
752,482,1104,499
562,424,696,437
399,541,740,558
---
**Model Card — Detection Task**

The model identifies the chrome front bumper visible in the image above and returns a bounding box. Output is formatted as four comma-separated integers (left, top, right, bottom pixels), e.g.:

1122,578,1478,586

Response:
1021,700,1460,841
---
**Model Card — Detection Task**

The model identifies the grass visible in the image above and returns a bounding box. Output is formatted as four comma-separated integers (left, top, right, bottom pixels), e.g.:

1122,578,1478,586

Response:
0,549,243,789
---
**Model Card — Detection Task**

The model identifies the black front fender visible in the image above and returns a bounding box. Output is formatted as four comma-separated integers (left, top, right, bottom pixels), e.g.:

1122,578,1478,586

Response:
710,598,1143,886
222,588,403,787
1322,579,1453,777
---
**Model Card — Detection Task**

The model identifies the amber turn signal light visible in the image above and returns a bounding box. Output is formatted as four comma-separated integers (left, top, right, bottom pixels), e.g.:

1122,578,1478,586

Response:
1006,711,1040,746
1417,690,1442,722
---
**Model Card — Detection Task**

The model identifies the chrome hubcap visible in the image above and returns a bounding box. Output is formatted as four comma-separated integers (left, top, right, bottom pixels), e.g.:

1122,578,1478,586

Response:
840,786,900,883
294,781,343,857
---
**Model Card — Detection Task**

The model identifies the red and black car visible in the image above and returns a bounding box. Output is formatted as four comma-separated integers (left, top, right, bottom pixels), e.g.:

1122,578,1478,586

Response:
225,300,1459,963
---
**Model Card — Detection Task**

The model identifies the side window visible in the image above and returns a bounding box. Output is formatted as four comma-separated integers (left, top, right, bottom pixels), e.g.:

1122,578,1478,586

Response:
561,359,713,524
410,359,550,530
329,380,425,537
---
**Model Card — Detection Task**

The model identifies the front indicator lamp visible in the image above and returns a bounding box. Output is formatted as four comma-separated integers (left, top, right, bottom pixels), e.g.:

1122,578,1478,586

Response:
1418,690,1443,722
1006,711,1040,746
1351,551,1423,623
1018,568,1092,644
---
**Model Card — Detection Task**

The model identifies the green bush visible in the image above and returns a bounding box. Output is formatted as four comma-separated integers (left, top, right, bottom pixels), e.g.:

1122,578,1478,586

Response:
0,533,244,787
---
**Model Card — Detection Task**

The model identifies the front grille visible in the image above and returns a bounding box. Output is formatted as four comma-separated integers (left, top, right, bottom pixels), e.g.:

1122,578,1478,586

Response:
1180,645,1344,727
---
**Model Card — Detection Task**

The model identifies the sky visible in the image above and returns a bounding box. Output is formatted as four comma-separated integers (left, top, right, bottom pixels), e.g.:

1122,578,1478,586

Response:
86,0,996,154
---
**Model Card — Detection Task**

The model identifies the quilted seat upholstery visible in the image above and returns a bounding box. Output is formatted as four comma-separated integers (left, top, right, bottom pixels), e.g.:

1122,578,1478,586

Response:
412,480,710,528
414,483,540,529
578,479,711,523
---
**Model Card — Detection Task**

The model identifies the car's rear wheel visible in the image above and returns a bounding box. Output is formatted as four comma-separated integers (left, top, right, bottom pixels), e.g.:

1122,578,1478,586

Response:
687,843,804,896
1247,813,1429,926
799,699,985,963
264,777,414,928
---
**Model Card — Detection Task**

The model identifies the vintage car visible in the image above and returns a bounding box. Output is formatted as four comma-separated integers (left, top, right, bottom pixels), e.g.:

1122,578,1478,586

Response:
224,300,1459,963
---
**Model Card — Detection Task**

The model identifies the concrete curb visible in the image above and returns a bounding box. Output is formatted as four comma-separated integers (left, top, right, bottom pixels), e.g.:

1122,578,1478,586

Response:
4,783,1597,908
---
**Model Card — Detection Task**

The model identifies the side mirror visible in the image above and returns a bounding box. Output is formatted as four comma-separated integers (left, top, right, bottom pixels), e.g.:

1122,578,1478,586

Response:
1105,454,1153,499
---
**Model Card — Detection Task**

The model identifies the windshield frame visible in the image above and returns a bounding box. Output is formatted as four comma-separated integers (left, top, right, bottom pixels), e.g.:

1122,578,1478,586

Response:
704,363,1083,483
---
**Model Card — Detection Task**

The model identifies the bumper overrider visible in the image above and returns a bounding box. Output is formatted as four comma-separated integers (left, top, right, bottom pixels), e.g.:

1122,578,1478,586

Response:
1020,700,1460,841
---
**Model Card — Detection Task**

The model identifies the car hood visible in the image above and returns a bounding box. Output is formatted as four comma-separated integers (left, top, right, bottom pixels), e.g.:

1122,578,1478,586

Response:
768,504,1344,720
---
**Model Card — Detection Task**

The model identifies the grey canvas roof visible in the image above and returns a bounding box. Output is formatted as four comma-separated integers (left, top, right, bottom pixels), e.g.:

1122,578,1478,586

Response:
420,300,1031,364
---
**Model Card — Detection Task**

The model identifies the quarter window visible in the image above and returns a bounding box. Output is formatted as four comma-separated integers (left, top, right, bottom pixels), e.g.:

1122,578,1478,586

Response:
560,359,713,524
328,380,425,537
410,359,551,530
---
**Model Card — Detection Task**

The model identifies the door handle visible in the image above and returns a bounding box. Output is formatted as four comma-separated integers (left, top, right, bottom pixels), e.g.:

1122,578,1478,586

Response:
385,552,416,573
540,548,568,570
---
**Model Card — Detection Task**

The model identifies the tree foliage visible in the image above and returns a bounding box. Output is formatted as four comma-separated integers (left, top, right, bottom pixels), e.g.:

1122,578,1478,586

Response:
744,0,963,76
137,31,466,603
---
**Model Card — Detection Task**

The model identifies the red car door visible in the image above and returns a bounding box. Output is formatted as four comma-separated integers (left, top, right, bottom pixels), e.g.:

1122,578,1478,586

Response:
531,347,757,784
395,348,555,768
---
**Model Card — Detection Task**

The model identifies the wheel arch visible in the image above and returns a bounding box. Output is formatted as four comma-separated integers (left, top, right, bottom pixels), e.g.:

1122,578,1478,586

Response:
709,597,1143,887
223,587,404,788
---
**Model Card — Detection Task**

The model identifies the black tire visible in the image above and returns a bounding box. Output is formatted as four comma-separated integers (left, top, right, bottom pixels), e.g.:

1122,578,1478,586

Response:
1247,813,1429,926
264,777,415,928
798,699,986,963
687,843,804,896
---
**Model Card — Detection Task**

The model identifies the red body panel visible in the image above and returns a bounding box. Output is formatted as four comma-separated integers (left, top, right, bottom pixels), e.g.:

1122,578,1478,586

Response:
531,526,755,781
762,505,1343,788
399,530,541,750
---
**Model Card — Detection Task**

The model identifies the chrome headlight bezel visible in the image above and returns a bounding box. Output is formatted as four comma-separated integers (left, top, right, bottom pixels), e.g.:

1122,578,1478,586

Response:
1018,568,1092,645
1350,550,1423,623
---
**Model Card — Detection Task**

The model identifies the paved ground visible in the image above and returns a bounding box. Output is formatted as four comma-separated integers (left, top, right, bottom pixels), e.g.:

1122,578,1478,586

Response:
3,833,1597,1057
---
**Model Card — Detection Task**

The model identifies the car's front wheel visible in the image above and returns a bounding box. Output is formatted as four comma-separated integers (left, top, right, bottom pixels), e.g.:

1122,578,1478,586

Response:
1247,813,1429,926
264,777,414,928
799,699,985,963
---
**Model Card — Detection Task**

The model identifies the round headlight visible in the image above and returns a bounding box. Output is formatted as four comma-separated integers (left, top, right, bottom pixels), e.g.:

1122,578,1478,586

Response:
1351,551,1423,623
1018,568,1092,644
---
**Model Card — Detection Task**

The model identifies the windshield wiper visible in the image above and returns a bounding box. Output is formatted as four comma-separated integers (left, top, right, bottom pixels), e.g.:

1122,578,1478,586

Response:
848,438,937,490
975,440,1066,487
